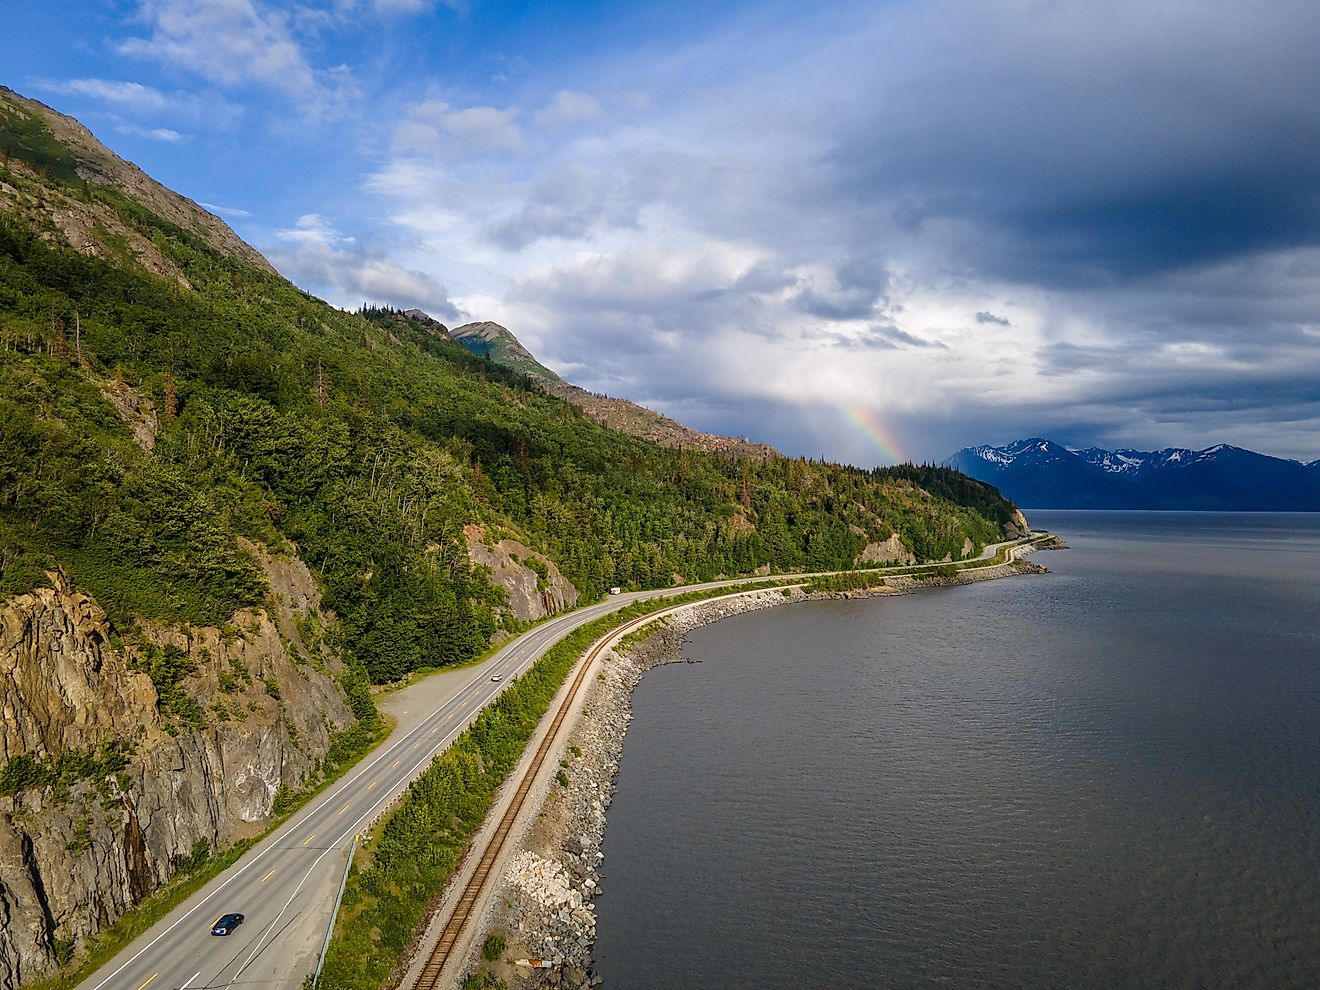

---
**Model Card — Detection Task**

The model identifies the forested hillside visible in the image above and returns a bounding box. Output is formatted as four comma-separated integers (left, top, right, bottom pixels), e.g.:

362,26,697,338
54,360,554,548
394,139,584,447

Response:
0,87,1022,686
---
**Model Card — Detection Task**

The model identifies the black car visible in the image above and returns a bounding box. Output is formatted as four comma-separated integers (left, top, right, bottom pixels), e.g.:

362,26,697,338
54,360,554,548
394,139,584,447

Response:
210,912,245,936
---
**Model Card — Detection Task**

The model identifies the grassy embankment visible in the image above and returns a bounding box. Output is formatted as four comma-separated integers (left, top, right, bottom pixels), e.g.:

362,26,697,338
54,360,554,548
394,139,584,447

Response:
316,583,786,990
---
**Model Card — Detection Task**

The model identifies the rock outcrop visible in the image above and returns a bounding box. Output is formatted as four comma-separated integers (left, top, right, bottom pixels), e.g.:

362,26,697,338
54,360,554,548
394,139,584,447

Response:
856,533,916,566
1004,508,1032,538
0,552,356,988
465,526,579,627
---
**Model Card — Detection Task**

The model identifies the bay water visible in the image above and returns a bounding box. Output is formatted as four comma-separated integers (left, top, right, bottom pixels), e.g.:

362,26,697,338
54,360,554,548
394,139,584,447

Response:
595,511,1320,988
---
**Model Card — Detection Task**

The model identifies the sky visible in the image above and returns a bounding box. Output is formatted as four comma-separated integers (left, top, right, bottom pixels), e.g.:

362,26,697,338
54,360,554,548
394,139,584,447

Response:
8,0,1320,465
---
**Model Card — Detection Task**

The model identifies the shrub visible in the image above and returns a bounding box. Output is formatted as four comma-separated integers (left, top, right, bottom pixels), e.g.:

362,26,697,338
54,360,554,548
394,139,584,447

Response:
481,933,505,962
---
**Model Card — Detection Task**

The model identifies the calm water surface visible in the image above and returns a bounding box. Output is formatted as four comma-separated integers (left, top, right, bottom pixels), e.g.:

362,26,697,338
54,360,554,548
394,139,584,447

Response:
595,512,1320,988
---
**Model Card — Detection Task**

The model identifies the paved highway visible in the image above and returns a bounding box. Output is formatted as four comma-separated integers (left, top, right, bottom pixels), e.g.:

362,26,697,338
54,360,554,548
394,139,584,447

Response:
77,538,1040,990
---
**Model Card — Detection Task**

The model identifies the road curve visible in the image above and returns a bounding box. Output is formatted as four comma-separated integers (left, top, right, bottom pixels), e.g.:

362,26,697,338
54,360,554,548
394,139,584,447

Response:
75,536,1043,990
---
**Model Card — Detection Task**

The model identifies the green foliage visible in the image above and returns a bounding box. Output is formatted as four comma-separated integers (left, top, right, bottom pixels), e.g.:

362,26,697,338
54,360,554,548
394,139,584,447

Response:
481,933,506,962
175,838,210,875
0,753,51,794
66,817,92,854
0,741,132,796
316,586,766,990
461,974,507,990
0,99,82,184
132,643,206,728
0,112,1019,689
806,571,893,594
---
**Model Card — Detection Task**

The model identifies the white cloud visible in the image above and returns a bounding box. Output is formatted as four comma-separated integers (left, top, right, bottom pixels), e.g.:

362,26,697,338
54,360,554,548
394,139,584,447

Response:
266,214,462,320
199,201,252,218
335,0,1320,461
534,90,601,127
394,99,523,155
120,0,356,113
115,123,184,142
37,78,169,112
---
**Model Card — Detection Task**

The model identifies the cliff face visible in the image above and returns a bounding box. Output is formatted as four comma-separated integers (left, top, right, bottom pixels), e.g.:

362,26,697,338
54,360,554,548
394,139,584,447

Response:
0,86,275,274
465,526,579,629
1005,508,1031,538
856,533,917,566
0,555,355,988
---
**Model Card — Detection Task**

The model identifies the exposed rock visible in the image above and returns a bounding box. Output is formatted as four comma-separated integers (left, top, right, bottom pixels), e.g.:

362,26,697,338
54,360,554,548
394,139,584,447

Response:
0,86,275,274
465,525,579,626
400,309,451,339
1004,508,1032,538
98,381,158,452
727,514,755,534
0,549,357,988
856,533,915,566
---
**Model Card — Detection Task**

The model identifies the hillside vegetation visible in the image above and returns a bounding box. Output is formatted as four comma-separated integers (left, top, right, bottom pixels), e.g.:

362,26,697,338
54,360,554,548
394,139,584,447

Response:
0,87,1020,686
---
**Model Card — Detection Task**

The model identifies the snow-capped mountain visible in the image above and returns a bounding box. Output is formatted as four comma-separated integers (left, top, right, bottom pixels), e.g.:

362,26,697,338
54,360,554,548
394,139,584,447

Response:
946,439,1320,510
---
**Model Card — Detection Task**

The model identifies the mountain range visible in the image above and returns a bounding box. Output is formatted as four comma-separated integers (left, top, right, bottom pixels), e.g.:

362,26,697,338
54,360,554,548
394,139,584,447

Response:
947,438,1320,510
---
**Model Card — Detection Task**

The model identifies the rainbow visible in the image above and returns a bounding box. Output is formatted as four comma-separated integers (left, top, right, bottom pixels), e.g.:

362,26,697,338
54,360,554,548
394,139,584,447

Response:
837,403,908,466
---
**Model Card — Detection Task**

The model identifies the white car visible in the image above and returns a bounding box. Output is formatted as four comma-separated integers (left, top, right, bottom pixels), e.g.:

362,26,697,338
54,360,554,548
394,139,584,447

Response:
490,673,502,682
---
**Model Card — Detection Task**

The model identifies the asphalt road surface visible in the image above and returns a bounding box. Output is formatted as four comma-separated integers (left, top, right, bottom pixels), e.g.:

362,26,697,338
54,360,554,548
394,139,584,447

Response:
77,539,1037,990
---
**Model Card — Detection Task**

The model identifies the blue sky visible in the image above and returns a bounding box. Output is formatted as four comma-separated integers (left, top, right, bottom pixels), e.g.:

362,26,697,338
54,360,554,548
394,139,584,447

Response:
8,0,1320,464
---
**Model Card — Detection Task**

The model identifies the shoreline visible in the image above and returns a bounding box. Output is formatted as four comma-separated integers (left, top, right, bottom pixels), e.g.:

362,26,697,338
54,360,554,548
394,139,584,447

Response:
458,545,1055,989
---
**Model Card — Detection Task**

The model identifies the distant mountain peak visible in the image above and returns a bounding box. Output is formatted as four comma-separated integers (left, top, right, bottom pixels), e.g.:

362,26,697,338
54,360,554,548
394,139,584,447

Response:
947,438,1320,510
445,318,779,459
448,321,561,384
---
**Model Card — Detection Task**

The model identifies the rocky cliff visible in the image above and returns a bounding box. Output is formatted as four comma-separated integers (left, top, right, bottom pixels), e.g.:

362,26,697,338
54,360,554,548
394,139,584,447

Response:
856,533,917,566
0,553,356,988
465,526,579,631
0,86,274,275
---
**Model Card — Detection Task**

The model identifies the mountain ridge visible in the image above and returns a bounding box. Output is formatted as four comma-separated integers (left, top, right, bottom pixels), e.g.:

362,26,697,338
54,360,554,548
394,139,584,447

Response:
405,310,781,458
948,438,1320,510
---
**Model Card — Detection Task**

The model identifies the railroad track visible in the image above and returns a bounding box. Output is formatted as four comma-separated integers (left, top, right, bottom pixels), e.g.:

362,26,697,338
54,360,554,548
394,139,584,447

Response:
410,607,661,989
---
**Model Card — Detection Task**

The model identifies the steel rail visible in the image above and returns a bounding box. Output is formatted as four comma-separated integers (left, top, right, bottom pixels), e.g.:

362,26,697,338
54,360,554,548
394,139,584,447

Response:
410,605,684,989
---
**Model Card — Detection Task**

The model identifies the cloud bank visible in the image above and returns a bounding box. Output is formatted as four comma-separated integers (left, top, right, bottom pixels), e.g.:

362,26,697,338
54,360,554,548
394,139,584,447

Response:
26,0,1319,463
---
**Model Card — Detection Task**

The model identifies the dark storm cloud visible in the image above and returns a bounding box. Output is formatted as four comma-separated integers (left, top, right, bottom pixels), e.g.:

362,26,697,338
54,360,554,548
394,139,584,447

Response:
362,0,1320,463
827,0,1320,285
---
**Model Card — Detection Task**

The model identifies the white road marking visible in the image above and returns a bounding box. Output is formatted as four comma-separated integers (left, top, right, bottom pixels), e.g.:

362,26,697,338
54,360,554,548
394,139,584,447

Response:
81,540,1043,990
